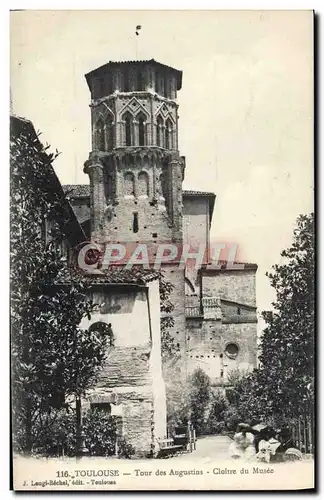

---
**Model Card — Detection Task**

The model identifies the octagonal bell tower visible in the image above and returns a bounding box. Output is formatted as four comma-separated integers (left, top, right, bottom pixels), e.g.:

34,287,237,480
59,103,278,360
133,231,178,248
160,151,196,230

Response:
84,59,185,247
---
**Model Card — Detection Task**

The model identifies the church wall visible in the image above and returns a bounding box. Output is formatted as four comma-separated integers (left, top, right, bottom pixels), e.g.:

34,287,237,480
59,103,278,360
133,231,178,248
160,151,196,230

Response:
203,268,257,307
186,317,257,385
220,322,258,371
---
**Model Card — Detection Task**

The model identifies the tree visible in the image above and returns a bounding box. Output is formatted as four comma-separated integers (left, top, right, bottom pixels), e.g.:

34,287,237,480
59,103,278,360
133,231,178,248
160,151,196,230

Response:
226,213,315,427
159,273,179,360
258,213,315,421
10,120,108,453
188,368,211,435
205,390,228,434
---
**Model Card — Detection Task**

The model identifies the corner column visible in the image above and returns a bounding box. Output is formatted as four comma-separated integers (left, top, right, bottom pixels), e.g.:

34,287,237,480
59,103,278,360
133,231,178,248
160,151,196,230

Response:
168,153,183,241
84,157,105,242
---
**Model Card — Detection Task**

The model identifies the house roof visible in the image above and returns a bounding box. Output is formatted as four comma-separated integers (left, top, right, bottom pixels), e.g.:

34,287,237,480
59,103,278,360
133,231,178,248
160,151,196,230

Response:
204,262,258,272
10,116,86,247
63,184,216,201
58,266,161,285
183,190,215,197
63,184,90,198
85,59,183,90
62,184,217,225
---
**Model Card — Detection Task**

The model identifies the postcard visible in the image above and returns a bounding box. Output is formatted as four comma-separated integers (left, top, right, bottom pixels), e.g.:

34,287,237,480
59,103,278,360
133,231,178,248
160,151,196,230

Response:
10,9,315,491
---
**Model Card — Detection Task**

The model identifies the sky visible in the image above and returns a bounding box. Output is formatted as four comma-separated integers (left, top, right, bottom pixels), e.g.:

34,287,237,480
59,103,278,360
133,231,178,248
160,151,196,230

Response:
10,10,314,324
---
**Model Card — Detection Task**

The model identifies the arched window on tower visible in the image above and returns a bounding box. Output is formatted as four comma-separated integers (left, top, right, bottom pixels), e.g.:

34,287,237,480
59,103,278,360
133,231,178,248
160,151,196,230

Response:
156,115,164,147
155,72,165,96
96,118,105,151
123,69,130,92
137,112,146,146
124,172,135,197
165,119,173,150
106,116,114,150
123,112,133,146
107,77,113,96
138,171,149,197
137,70,145,91
164,76,170,98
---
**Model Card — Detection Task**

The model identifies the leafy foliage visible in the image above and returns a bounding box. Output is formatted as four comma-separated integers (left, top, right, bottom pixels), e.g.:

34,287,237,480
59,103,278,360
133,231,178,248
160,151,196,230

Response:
10,121,108,452
13,407,135,458
188,368,211,435
223,214,315,428
159,273,179,359
205,391,228,434
258,213,315,419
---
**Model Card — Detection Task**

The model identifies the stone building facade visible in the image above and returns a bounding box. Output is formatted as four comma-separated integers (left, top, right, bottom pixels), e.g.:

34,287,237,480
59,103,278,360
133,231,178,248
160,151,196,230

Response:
64,58,258,402
80,272,166,457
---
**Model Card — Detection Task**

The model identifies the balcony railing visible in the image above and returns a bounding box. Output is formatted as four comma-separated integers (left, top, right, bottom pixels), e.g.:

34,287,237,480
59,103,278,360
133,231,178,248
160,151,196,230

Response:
185,296,258,323
202,297,222,320
185,306,202,317
185,297,222,319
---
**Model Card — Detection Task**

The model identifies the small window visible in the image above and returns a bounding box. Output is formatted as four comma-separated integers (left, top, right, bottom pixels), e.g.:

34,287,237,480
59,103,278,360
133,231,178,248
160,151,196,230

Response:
124,70,130,92
107,78,113,96
89,321,114,346
165,119,173,150
96,119,105,151
224,342,239,360
152,232,157,238
137,113,146,146
156,115,163,147
137,71,145,91
124,113,133,146
237,307,241,315
133,212,139,233
107,117,114,150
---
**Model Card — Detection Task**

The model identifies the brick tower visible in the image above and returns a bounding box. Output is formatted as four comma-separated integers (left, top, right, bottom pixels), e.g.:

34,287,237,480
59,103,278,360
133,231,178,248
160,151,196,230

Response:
84,59,185,245
84,59,187,355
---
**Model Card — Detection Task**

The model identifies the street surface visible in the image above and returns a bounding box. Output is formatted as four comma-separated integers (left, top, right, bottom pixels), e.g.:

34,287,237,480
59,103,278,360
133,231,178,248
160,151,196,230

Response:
171,435,232,462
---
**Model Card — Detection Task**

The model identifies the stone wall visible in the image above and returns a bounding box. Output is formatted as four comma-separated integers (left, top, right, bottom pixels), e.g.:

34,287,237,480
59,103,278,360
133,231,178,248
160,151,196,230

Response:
183,196,209,250
185,266,258,384
186,317,257,385
81,280,166,456
203,268,257,307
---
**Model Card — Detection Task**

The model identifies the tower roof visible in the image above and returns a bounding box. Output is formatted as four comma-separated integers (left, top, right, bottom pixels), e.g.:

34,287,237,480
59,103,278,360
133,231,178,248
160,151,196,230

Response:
85,59,182,90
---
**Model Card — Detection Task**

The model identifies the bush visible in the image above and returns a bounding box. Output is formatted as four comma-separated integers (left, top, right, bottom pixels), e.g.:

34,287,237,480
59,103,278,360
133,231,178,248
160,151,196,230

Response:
118,437,135,458
83,408,117,456
205,391,228,435
14,407,135,458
